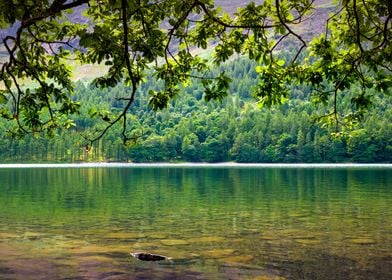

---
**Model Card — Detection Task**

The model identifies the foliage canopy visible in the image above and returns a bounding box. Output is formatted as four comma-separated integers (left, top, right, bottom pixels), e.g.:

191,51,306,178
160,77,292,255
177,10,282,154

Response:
0,0,391,144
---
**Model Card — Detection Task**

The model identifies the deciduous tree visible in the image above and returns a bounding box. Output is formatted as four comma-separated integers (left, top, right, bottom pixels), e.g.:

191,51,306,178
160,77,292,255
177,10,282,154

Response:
0,0,390,145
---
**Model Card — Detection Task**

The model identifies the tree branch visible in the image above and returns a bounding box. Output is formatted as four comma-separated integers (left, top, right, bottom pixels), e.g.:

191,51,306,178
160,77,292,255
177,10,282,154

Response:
275,0,307,64
352,0,364,54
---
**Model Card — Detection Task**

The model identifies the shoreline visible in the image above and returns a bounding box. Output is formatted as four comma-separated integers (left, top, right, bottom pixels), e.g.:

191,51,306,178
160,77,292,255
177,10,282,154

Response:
1,162,392,168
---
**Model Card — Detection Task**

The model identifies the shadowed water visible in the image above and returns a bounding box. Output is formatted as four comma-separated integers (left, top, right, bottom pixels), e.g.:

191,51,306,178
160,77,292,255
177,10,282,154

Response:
0,166,391,279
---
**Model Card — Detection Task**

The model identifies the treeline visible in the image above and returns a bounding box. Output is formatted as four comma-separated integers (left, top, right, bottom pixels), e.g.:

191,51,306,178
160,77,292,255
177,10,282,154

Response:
0,57,391,163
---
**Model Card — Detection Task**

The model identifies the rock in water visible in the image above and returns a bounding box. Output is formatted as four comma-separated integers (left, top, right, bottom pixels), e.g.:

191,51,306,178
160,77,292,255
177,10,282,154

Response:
130,252,170,261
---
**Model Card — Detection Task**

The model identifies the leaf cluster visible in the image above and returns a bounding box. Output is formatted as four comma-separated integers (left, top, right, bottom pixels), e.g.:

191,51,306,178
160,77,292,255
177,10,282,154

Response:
0,0,390,143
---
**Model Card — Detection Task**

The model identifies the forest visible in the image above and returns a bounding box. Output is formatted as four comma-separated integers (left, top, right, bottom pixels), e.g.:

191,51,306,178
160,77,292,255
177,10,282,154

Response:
1,57,391,163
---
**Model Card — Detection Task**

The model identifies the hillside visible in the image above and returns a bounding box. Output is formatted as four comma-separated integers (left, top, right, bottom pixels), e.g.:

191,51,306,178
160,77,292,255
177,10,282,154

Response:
1,0,390,164
215,0,334,40
0,57,391,163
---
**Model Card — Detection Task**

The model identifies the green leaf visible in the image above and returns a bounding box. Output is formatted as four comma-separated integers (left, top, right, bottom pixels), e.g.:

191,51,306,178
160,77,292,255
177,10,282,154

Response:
0,93,7,104
276,59,285,66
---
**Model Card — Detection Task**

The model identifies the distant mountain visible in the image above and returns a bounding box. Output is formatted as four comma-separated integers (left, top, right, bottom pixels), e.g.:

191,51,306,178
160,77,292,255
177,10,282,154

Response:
0,0,335,72
0,0,334,39
213,0,334,40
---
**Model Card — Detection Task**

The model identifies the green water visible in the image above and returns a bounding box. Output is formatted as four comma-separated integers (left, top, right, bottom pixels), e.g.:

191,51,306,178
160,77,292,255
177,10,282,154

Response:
0,166,391,279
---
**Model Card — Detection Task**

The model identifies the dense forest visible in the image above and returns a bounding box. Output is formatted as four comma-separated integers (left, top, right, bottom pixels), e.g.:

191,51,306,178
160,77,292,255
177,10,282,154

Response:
1,57,391,163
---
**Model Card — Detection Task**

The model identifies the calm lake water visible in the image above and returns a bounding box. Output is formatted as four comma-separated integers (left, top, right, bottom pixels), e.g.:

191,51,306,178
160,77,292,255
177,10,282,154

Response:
0,165,391,279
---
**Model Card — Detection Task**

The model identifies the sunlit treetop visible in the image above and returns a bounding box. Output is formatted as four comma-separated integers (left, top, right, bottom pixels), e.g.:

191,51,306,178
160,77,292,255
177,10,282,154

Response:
0,0,391,144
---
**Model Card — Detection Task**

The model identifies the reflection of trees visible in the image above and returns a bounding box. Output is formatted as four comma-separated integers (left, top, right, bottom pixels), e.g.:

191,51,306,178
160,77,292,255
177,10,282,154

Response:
0,168,391,238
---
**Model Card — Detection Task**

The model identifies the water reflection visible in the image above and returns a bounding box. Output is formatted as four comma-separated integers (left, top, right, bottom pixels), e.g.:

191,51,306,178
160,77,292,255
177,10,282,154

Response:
0,167,391,279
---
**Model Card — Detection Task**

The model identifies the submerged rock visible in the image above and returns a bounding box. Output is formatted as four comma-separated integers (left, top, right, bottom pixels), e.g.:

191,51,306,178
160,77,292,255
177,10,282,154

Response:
130,252,171,261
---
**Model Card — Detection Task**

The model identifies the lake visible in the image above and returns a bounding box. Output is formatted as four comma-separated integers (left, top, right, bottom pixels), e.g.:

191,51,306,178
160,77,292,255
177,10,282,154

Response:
0,165,391,279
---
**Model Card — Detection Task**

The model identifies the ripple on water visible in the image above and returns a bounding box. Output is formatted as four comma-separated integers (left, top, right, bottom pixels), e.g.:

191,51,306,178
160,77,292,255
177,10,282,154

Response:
188,236,226,243
222,255,253,264
70,244,121,256
161,239,189,246
147,233,168,239
288,213,309,218
22,232,44,240
131,241,161,250
350,238,377,245
259,235,279,241
0,232,19,240
106,232,143,240
294,239,321,245
204,249,236,258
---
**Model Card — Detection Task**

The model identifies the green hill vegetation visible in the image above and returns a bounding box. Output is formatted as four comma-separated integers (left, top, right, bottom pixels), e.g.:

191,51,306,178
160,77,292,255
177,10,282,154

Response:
0,1,391,163
1,0,391,146
1,57,391,163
